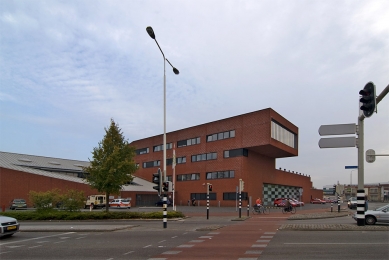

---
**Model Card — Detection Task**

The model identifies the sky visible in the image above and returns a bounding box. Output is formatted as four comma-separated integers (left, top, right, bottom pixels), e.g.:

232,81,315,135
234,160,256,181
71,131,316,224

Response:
1,0,388,189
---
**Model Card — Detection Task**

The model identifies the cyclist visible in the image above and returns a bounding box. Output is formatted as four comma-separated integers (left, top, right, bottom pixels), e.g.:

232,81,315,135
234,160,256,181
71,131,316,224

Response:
255,197,262,207
284,198,292,212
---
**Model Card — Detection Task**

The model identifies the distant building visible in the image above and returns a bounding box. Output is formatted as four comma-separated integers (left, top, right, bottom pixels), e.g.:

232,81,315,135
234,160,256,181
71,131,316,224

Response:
0,151,157,207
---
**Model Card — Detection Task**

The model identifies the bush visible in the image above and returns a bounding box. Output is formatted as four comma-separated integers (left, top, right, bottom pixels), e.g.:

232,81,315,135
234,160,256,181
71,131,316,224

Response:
2,210,185,221
29,189,84,212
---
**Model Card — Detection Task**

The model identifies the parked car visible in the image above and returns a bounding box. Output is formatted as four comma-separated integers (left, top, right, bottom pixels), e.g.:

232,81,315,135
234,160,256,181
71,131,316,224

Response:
0,215,20,237
9,199,27,210
155,199,172,207
352,204,389,225
274,198,298,207
324,197,337,203
310,198,326,204
109,199,131,209
348,197,357,209
291,199,304,207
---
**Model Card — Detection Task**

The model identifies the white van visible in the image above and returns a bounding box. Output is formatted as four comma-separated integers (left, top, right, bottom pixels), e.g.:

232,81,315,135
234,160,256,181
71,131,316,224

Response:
85,195,106,209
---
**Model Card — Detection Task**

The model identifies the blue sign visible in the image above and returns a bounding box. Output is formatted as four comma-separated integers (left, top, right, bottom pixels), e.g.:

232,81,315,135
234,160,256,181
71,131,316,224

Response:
345,166,358,169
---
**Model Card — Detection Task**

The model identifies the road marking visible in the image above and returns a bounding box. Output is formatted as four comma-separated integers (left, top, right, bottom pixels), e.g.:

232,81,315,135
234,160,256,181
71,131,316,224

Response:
76,237,86,239
285,243,389,245
260,236,273,238
162,251,181,255
54,241,66,244
123,251,134,255
256,240,270,242
245,250,262,254
0,232,76,246
171,236,178,238
252,244,267,248
29,245,43,249
177,244,194,248
0,251,11,255
158,240,166,243
189,240,204,243
199,236,212,239
6,245,25,248
143,245,152,248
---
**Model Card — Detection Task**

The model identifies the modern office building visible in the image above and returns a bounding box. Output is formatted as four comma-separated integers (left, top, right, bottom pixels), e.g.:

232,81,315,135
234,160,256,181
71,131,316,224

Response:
131,108,322,207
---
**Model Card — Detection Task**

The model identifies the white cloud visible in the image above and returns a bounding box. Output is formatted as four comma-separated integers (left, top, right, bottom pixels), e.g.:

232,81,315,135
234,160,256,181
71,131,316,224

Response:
0,0,388,188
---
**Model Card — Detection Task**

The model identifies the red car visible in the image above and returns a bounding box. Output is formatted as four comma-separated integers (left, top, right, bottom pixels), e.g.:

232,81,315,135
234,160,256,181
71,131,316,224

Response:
274,198,298,207
310,198,326,204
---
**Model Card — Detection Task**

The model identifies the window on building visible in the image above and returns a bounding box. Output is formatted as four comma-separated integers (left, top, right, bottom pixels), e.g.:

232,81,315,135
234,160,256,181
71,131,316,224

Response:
142,160,160,168
206,170,235,179
224,148,248,158
223,192,248,200
207,130,235,142
271,120,296,148
192,152,217,162
166,156,186,166
191,193,216,200
153,143,173,152
135,147,149,155
177,173,200,181
177,137,200,148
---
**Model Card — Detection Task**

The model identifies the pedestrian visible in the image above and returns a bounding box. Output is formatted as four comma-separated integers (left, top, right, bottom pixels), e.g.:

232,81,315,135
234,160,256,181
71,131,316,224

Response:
191,197,196,206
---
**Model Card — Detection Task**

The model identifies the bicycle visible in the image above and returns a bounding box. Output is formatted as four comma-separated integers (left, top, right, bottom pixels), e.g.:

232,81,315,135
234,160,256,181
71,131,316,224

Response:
252,205,269,215
282,206,296,214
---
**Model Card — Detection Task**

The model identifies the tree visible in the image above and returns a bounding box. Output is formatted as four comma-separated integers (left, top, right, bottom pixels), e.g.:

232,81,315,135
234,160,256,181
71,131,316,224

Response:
84,119,137,212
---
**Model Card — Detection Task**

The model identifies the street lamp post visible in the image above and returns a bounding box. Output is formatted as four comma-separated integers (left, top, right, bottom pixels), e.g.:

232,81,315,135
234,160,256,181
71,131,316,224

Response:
146,26,179,229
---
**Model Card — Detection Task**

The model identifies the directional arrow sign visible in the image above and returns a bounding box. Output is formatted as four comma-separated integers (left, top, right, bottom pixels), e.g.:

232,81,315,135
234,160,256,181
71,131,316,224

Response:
318,137,356,148
319,123,356,136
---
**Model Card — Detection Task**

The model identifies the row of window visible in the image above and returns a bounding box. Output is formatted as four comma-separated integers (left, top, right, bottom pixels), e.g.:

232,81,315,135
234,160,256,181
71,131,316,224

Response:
135,129,236,155
191,152,217,162
206,130,235,142
190,192,248,201
166,170,235,182
153,143,173,152
141,149,248,168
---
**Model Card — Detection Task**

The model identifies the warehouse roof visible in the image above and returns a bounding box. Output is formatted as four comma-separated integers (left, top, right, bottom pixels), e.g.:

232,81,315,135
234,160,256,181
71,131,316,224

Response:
0,151,155,192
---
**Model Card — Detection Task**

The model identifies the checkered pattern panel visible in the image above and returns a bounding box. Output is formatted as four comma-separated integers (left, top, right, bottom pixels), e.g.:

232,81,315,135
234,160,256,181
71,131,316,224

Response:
262,183,301,206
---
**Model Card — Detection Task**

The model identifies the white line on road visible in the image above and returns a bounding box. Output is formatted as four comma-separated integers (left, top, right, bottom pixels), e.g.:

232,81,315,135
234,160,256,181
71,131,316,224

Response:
0,232,76,246
123,251,134,255
143,245,152,248
28,245,43,249
285,243,389,245
158,240,166,243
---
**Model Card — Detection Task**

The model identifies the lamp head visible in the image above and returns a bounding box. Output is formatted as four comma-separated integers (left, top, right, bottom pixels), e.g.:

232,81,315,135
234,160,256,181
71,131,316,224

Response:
173,67,179,75
146,26,155,39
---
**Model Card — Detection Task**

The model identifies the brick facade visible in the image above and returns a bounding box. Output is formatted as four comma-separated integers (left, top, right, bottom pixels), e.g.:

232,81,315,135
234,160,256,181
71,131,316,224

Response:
131,108,322,206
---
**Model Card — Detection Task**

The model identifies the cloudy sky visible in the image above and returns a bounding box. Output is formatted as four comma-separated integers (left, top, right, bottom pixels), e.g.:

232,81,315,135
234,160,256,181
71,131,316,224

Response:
1,0,388,189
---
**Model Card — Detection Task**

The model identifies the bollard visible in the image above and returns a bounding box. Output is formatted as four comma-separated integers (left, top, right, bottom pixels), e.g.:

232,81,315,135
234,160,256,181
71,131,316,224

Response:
247,203,250,217
331,202,333,212
89,204,93,211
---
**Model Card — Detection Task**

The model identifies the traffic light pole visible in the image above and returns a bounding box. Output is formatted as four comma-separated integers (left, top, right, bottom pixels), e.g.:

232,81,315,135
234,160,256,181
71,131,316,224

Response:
356,116,365,226
206,183,210,220
356,83,389,226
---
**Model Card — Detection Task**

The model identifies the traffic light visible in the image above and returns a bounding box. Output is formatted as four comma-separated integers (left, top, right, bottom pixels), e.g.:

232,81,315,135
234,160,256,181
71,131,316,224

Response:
208,184,212,192
152,168,162,194
359,82,376,118
162,181,169,192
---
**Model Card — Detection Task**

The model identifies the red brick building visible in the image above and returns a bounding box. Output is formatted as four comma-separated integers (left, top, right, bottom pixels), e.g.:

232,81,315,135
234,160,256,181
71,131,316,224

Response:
131,108,322,207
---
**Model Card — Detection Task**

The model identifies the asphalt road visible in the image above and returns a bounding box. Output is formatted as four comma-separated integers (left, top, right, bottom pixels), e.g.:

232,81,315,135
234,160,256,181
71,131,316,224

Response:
1,202,388,259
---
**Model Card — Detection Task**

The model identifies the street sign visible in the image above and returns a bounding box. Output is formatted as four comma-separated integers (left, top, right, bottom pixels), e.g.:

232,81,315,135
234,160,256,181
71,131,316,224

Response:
366,149,376,163
345,166,358,169
318,137,356,148
319,123,356,136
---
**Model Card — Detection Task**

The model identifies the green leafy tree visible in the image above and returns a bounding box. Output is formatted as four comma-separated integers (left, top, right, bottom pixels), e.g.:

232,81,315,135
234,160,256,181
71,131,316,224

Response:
84,119,137,212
